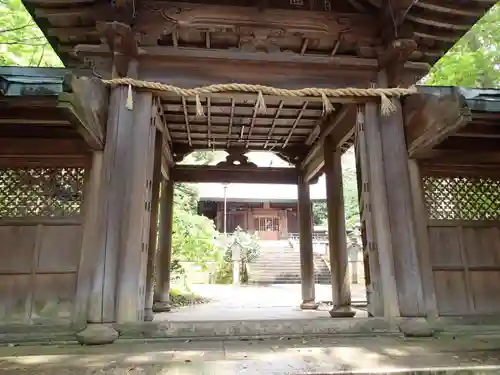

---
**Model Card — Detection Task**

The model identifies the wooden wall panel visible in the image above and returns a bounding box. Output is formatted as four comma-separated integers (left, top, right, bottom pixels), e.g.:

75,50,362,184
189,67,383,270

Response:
433,270,469,315
0,223,82,324
463,227,500,267
0,226,37,273
37,226,82,273
0,275,31,323
470,271,500,314
32,273,77,321
428,224,500,316
428,227,463,267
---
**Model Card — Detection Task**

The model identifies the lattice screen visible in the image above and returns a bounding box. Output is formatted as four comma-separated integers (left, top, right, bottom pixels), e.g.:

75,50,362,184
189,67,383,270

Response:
0,167,85,218
422,175,500,220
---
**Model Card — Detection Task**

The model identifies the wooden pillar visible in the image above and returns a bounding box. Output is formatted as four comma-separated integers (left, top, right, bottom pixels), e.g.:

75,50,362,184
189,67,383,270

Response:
153,177,174,312
144,131,162,321
297,173,318,309
74,152,103,325
377,73,425,316
282,209,289,238
115,91,157,323
86,86,136,324
76,85,138,344
324,136,354,317
408,160,438,318
363,101,400,318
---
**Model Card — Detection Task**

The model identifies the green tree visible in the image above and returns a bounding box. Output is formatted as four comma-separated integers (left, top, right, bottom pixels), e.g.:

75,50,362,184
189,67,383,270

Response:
172,182,220,267
0,0,61,67
424,4,500,88
312,201,327,226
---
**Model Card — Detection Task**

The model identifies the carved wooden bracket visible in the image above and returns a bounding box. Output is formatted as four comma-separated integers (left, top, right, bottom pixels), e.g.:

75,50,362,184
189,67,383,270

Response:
216,149,257,168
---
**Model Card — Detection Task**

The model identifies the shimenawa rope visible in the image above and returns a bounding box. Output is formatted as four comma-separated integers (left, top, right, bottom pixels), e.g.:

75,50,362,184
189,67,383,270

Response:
101,77,417,116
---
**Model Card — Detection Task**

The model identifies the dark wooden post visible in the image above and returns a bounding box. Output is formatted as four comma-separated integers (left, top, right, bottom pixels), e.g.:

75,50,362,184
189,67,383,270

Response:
363,101,400,318
154,177,174,312
76,85,136,344
377,71,426,317
74,152,103,325
324,135,354,317
115,91,156,323
408,160,438,318
144,132,162,321
297,173,318,310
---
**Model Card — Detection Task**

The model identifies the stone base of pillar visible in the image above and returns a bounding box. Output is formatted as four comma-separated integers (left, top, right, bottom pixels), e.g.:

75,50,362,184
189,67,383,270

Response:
399,319,435,337
76,324,119,345
329,306,356,318
153,301,171,313
300,300,319,310
144,307,154,321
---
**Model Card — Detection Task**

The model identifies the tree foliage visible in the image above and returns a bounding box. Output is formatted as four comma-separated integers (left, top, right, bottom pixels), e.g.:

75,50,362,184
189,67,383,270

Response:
0,0,61,67
424,4,500,88
172,182,220,267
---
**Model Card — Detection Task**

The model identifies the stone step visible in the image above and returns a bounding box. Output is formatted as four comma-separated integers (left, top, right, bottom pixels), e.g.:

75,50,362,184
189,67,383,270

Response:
117,317,400,341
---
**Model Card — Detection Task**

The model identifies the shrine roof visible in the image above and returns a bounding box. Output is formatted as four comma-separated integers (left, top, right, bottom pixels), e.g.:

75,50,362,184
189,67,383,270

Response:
0,67,103,153
21,0,496,72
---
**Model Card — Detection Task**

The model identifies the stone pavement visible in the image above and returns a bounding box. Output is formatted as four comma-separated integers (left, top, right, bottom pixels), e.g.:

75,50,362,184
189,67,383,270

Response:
2,335,500,374
160,283,367,322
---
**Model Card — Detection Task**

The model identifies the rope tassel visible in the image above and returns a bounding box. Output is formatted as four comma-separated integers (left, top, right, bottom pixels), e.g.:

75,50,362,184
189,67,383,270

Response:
125,84,134,110
195,94,205,117
255,91,267,114
379,93,397,116
321,92,334,114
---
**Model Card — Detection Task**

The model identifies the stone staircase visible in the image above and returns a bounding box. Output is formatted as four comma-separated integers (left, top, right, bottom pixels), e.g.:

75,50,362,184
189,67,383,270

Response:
248,240,331,284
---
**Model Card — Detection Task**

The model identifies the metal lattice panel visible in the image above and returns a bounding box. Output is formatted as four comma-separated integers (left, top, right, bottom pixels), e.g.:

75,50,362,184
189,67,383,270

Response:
0,167,85,219
423,176,500,221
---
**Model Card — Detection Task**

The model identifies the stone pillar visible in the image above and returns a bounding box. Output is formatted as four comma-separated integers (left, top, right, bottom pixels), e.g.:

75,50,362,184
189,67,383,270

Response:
297,173,318,310
324,136,355,317
144,132,162,321
153,177,174,312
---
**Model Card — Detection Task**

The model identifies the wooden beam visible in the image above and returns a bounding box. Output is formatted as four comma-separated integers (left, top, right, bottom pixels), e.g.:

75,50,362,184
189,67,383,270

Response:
414,0,487,17
69,76,108,146
172,165,298,184
77,44,382,69
302,145,324,183
416,150,500,164
301,105,353,168
0,138,88,156
57,94,103,150
283,102,308,148
0,107,70,126
404,92,472,158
